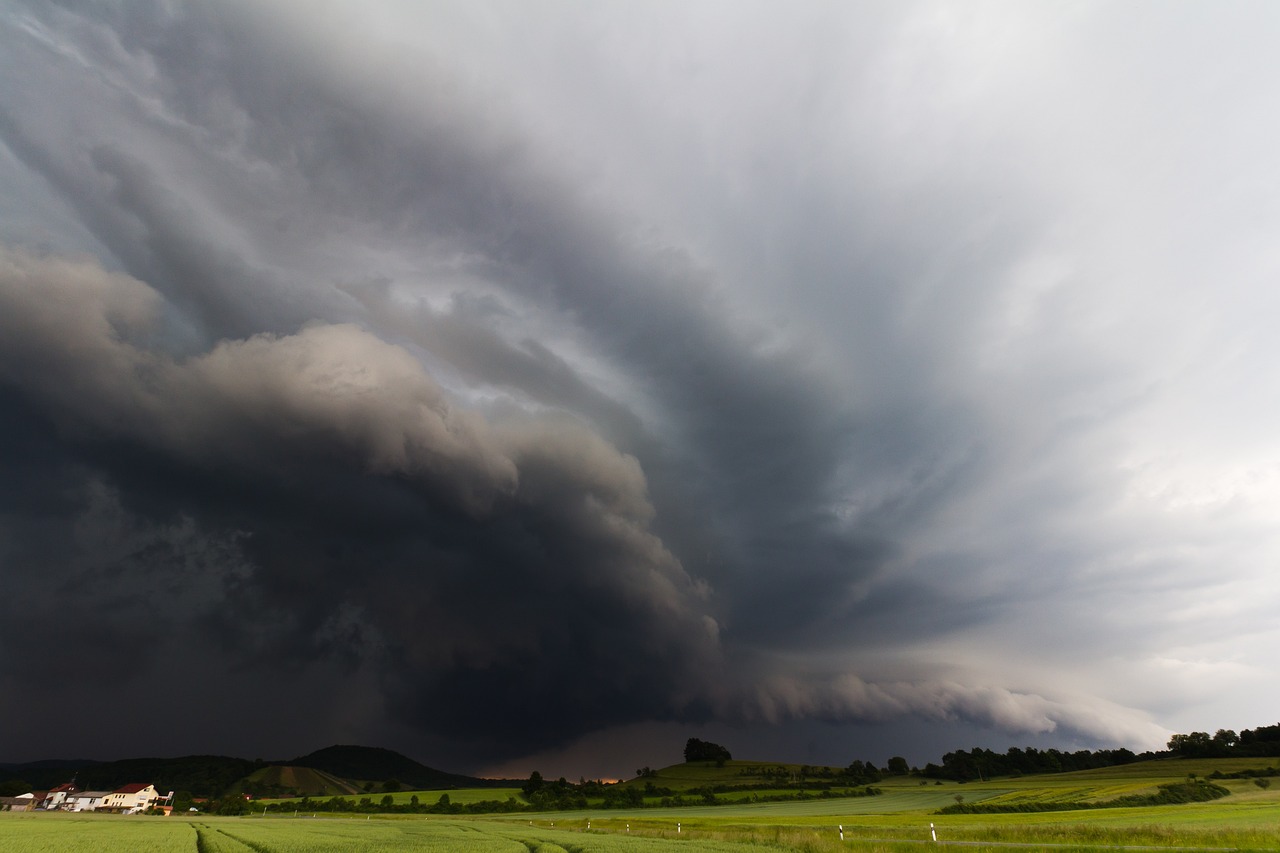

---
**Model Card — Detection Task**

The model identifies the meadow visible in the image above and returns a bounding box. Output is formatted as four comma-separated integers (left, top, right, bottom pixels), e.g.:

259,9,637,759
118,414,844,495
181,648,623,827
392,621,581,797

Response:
2,757,1277,851
262,787,525,808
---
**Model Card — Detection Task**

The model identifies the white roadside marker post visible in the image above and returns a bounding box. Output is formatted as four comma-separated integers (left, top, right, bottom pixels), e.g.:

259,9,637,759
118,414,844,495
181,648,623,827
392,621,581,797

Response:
839,824,844,841
931,822,937,842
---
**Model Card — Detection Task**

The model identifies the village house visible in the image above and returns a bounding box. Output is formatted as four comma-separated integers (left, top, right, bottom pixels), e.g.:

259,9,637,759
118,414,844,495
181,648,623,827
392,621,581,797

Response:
99,783,168,814
36,780,172,814
41,782,77,810
0,794,34,811
64,790,110,811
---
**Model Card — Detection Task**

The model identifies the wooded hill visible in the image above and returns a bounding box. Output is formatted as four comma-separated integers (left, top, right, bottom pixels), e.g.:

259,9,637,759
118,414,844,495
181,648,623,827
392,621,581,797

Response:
0,745,503,798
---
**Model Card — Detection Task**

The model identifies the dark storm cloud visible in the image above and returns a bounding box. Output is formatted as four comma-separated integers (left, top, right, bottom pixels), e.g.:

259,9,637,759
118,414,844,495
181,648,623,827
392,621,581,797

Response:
0,246,722,757
3,0,1278,772
0,0,899,647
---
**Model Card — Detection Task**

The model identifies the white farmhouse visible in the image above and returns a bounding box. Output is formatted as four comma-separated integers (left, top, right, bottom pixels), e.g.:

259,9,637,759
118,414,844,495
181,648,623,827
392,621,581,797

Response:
65,791,110,811
100,783,163,814
42,782,78,810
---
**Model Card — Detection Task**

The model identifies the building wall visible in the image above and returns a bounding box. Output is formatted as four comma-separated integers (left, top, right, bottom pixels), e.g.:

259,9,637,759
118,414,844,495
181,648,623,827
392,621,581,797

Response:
66,794,106,812
101,785,159,812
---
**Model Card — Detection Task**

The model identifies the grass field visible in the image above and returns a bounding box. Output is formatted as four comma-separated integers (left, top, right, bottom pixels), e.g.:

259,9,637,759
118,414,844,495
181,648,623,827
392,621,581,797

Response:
621,759,859,791
4,757,1277,851
260,786,523,807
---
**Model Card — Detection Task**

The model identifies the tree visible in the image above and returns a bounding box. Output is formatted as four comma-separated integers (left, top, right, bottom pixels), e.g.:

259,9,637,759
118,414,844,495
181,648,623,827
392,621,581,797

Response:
0,779,32,797
1212,729,1239,754
843,760,881,784
886,756,909,775
1168,731,1213,757
521,771,544,799
212,795,249,815
683,738,732,764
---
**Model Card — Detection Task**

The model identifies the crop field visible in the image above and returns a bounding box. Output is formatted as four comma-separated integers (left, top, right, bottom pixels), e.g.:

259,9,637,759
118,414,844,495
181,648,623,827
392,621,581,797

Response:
3,806,1279,853
626,759,856,791
391,787,524,806
4,758,1278,851
4,800,1280,853
0,815,796,852
263,787,524,807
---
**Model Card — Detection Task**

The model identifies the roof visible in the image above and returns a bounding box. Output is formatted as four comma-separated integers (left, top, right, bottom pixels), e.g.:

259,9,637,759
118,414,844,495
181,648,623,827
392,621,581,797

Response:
48,783,78,793
112,783,153,794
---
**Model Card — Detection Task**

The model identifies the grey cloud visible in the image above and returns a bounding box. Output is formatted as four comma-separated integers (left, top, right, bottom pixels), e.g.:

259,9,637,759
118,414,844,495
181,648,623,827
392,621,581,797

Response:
732,673,1169,750
0,246,721,757
4,0,1279,771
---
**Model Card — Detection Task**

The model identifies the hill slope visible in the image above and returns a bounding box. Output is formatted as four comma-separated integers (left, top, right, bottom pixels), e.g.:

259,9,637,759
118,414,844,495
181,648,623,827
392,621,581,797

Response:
7,755,261,796
289,745,492,789
235,764,361,797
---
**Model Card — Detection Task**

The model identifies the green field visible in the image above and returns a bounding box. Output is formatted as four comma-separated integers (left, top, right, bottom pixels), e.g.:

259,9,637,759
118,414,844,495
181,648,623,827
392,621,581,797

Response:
261,787,524,807
4,757,1278,851
620,759,862,791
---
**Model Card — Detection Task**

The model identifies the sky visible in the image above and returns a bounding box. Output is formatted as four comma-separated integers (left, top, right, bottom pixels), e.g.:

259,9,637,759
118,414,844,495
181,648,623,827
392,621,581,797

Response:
2,0,1279,781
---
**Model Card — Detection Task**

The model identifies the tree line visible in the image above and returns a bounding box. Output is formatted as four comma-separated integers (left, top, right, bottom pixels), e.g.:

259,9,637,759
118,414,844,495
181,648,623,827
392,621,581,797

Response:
1166,724,1280,758
919,722,1280,782
921,746,1142,782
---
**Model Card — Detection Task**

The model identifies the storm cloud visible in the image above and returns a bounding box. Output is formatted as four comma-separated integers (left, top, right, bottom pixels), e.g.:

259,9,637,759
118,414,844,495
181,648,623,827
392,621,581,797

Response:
2,0,1278,774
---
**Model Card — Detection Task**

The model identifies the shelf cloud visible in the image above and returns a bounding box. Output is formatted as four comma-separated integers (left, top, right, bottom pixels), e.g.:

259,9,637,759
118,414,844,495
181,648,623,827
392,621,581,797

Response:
2,0,1278,775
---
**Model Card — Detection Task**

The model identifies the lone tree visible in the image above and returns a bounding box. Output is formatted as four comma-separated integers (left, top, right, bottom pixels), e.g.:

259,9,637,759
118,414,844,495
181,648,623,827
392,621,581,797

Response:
684,737,732,764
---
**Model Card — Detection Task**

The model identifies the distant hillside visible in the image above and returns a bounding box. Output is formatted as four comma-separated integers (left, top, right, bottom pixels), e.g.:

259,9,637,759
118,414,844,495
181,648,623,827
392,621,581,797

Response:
233,765,361,798
0,759,101,789
289,745,497,789
0,745,501,797
6,755,261,796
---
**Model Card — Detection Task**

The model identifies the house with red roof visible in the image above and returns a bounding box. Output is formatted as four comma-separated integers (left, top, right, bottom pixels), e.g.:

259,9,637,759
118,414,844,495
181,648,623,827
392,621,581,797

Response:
99,783,167,814
41,782,79,810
